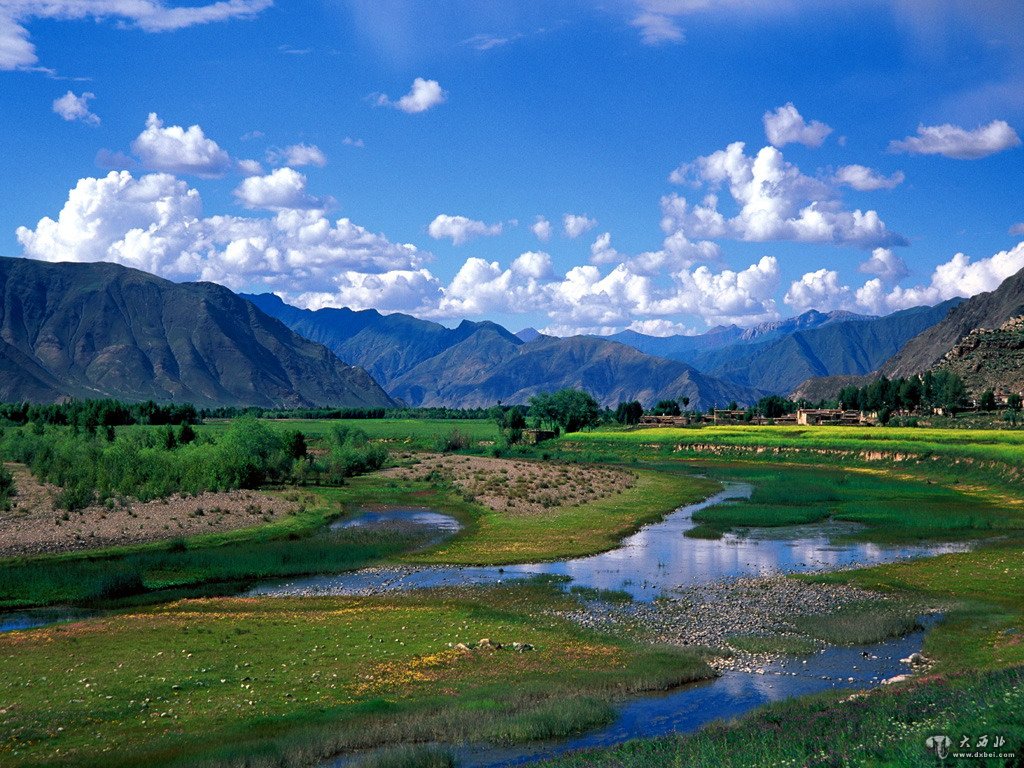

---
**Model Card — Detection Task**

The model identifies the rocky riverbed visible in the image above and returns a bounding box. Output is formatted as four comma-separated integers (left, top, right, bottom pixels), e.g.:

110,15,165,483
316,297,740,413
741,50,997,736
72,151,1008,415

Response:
553,574,935,672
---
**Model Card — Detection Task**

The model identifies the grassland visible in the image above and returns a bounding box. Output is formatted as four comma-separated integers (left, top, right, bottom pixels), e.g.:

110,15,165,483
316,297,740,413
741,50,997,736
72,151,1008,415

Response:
194,418,501,449
406,467,718,565
0,581,713,768
686,462,1014,542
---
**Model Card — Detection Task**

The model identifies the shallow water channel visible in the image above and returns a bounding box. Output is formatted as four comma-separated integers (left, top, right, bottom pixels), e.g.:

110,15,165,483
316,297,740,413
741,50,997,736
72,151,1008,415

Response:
249,483,968,601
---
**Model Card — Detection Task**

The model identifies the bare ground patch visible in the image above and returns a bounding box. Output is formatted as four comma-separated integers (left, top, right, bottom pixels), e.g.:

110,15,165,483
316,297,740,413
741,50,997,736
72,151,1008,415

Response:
383,454,637,516
0,463,299,557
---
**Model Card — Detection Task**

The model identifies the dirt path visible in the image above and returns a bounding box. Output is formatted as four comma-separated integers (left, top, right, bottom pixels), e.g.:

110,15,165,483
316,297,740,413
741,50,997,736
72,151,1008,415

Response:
0,463,299,557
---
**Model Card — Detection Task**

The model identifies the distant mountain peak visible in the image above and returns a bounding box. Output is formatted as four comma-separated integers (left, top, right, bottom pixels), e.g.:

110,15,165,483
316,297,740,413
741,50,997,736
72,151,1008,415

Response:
516,327,541,342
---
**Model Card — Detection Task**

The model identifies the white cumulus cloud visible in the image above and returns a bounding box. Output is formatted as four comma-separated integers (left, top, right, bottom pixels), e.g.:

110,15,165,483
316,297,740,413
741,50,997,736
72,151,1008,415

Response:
233,167,324,210
427,214,503,246
784,269,852,313
835,164,905,191
889,120,1021,159
375,78,446,114
563,213,597,239
667,142,905,248
858,247,909,283
267,143,327,167
763,103,833,148
531,216,552,242
132,113,233,177
52,90,99,125
15,170,430,308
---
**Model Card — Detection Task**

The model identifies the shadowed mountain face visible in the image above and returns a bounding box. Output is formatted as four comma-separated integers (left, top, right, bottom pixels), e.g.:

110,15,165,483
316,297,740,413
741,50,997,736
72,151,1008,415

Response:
606,309,870,363
0,257,394,408
883,267,1024,378
690,301,962,394
246,294,760,409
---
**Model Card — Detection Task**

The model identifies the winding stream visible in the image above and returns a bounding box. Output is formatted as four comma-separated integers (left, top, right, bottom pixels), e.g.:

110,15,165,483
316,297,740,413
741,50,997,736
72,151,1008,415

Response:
0,478,970,766
248,483,968,601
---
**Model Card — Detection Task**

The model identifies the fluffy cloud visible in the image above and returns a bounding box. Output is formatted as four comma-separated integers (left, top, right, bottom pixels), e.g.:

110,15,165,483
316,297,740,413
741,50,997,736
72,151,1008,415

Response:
266,143,327,167
774,241,1024,316
233,168,324,210
835,164,905,191
427,214,503,245
590,232,619,264
435,252,552,317
859,241,1024,312
296,270,442,313
0,1,270,71
52,90,99,125
889,120,1021,159
375,78,446,114
132,113,233,177
667,142,906,248
649,257,781,326
784,269,851,312
15,170,429,303
858,247,908,283
531,216,552,242
563,213,597,238
763,103,832,148
1011,222,1024,236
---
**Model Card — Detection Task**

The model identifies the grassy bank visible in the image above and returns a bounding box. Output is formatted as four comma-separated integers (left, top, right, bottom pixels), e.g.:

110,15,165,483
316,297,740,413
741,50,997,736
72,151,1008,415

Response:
540,665,1024,767
405,467,719,565
686,462,1014,542
0,582,713,768
0,480,421,609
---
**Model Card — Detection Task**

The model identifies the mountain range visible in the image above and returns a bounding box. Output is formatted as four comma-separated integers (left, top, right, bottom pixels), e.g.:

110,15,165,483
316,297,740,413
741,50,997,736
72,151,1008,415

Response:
883,266,1024,379
0,257,393,408
4,254,1021,410
244,293,757,409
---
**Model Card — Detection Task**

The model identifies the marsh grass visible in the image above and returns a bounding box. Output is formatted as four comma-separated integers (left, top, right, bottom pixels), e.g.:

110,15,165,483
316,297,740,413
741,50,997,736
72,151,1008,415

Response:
540,665,1024,768
790,601,923,646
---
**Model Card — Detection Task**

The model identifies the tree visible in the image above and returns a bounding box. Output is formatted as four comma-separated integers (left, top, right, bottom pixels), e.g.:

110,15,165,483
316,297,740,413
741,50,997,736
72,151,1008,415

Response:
1009,394,1023,411
528,389,601,433
980,390,997,411
615,401,643,425
287,430,308,459
651,400,681,417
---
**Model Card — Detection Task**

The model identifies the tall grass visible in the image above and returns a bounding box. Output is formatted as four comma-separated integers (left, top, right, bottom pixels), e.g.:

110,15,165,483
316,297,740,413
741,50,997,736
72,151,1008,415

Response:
0,527,418,608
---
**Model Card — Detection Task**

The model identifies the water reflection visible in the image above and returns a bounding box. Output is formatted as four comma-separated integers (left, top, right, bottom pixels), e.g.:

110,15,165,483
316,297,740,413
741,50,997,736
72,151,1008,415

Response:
251,484,969,601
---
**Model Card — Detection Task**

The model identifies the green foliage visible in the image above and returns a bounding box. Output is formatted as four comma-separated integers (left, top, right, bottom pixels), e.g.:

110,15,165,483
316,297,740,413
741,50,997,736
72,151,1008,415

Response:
0,398,197,428
435,427,472,453
0,464,13,510
980,389,997,411
614,401,643,425
650,400,680,417
0,415,387,510
529,389,601,433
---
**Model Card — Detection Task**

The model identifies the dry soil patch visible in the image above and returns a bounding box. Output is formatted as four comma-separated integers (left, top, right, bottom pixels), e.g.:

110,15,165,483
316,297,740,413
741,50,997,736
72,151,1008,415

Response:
0,463,298,557
383,454,636,516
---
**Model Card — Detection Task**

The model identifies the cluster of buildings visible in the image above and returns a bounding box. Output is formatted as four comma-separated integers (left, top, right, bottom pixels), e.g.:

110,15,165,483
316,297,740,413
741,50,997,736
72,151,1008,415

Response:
638,408,869,428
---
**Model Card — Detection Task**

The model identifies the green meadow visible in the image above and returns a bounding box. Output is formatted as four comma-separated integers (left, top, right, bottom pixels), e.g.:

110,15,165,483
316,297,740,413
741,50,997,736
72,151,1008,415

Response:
3,418,1024,767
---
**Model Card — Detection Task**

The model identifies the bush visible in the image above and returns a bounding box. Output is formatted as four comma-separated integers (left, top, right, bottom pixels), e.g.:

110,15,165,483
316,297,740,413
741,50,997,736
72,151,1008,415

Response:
435,428,471,452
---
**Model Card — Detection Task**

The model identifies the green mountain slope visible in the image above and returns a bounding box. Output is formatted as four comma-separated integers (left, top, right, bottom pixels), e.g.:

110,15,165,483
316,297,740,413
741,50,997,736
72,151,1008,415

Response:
0,257,394,408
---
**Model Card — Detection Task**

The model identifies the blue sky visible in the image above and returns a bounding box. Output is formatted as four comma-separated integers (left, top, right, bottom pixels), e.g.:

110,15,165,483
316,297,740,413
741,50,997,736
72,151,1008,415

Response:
1,1,1022,335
